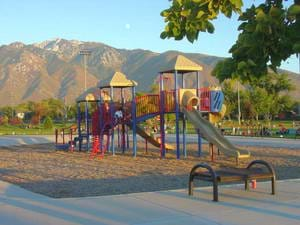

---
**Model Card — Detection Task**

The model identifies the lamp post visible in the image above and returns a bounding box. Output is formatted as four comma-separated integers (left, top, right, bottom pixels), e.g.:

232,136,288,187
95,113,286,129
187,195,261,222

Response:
10,78,15,118
79,49,91,92
237,81,241,126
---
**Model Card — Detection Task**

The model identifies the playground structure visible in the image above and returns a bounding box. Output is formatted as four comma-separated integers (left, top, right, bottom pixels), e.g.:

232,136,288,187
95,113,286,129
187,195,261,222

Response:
68,55,250,162
55,125,77,151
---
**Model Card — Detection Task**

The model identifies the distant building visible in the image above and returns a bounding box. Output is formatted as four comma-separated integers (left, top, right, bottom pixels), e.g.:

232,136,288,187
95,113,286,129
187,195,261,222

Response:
16,112,25,119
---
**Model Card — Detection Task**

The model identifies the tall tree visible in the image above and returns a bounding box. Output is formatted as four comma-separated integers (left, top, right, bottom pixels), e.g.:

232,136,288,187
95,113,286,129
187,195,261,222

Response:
32,102,49,125
45,98,64,120
161,0,300,80
220,80,238,119
161,0,243,42
246,86,272,120
0,106,14,119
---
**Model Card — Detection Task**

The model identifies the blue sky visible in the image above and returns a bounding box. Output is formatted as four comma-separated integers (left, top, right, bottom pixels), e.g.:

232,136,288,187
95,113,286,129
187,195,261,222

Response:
0,0,299,73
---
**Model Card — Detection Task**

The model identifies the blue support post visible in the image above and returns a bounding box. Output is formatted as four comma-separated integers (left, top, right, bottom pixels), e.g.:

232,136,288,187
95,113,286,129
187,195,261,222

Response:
181,72,187,158
126,125,130,149
117,125,120,148
98,92,103,151
182,115,187,158
196,71,200,109
110,87,115,155
99,91,103,134
85,101,89,151
121,88,126,153
159,73,166,158
132,86,137,157
197,129,202,156
196,70,202,156
174,70,180,159
77,102,82,151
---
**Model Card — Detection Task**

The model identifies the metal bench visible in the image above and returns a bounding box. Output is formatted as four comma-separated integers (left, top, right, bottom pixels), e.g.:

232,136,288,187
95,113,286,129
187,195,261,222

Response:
188,160,276,202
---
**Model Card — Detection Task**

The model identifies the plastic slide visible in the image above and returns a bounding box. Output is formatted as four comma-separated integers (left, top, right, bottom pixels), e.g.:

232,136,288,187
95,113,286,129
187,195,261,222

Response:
182,91,250,159
134,124,175,150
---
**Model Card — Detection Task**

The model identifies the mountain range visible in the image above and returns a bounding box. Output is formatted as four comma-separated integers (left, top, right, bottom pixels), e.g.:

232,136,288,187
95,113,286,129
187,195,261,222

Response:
0,38,299,107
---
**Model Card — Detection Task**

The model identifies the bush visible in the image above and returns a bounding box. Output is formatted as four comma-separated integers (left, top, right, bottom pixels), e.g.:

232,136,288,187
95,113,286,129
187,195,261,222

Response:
0,115,9,125
43,116,53,129
9,117,22,125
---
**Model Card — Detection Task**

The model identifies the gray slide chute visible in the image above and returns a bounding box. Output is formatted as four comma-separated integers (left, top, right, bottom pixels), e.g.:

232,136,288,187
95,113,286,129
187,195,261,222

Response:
182,91,250,160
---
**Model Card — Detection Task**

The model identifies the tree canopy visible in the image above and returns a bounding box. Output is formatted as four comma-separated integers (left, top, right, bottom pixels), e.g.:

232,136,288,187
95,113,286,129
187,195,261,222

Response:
161,0,300,80
219,72,295,120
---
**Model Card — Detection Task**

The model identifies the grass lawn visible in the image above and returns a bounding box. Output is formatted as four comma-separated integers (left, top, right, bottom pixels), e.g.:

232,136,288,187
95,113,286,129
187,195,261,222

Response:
0,123,74,135
1,120,299,139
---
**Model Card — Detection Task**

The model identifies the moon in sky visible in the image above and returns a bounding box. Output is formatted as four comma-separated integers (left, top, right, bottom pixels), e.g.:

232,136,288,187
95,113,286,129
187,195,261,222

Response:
125,24,131,29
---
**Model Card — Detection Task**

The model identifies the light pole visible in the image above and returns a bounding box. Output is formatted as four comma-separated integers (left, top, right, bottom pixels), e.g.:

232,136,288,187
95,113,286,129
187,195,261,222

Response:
10,78,15,118
237,81,241,126
79,49,91,92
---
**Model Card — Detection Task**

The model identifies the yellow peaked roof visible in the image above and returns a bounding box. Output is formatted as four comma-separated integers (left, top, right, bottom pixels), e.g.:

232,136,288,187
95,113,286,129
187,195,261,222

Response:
159,55,203,73
100,71,137,88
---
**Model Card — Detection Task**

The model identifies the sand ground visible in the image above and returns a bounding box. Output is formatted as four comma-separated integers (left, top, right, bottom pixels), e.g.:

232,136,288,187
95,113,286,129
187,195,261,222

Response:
0,142,299,198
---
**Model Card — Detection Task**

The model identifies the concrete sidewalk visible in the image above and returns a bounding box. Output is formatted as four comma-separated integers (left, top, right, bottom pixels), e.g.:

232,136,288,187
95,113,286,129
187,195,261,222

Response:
0,179,299,225
0,135,54,147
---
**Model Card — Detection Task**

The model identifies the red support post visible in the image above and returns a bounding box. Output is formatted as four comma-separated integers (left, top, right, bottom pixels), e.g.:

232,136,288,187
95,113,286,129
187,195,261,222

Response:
55,129,58,144
62,129,65,144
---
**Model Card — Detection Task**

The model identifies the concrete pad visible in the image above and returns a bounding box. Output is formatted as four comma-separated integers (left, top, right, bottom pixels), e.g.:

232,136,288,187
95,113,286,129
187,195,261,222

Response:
0,135,54,147
0,179,299,225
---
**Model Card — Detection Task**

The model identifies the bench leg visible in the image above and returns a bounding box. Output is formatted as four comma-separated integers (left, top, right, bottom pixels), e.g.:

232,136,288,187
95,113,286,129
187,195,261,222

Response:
189,176,194,196
271,176,276,195
213,180,218,202
245,180,249,191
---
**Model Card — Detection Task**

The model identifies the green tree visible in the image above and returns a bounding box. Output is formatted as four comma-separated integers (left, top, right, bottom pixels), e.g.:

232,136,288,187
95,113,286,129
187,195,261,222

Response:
219,72,295,120
247,86,272,120
161,0,243,42
0,115,9,125
15,103,29,113
45,98,64,120
267,94,294,120
43,116,53,129
150,83,159,93
0,106,14,119
32,101,49,125
161,0,300,79
252,73,295,119
220,80,238,119
253,73,294,95
66,104,77,121
239,90,256,120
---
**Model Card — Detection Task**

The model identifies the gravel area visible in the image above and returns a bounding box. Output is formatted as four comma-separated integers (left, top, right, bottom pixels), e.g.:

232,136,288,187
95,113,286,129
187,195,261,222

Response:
0,142,299,198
